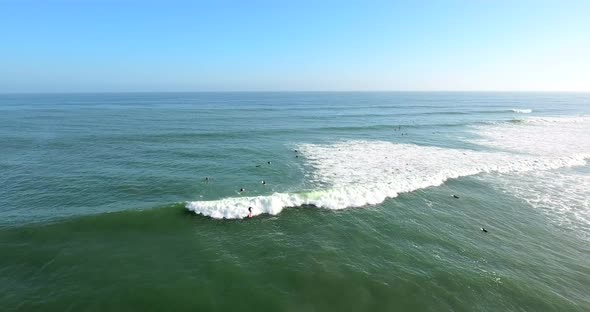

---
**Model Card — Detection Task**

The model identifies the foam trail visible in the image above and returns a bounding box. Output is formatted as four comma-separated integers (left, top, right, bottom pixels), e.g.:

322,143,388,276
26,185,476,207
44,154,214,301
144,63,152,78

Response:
187,116,590,219
487,168,590,236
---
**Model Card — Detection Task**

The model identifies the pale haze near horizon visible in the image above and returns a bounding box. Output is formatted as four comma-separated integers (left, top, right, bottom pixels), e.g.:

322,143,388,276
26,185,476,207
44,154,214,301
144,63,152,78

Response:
0,0,589,93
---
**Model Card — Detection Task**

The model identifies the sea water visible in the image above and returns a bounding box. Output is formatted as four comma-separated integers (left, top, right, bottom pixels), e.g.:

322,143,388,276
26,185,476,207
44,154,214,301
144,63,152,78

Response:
0,92,589,311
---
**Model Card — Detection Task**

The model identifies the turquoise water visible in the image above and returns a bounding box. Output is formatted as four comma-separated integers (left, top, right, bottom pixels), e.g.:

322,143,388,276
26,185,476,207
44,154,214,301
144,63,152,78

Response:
1,92,589,311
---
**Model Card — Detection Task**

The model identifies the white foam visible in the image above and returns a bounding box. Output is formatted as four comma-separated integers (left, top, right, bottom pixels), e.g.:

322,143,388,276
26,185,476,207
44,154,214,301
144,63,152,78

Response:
511,108,532,113
518,116,590,124
488,167,590,239
187,116,590,219
472,116,590,157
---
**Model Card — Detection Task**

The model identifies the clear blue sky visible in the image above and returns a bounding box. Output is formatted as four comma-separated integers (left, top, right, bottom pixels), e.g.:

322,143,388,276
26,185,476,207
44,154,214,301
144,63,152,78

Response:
1,0,589,92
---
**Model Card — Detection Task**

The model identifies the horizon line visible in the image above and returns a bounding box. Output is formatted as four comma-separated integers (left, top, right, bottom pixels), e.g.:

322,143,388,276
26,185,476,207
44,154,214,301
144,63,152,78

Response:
1,90,589,95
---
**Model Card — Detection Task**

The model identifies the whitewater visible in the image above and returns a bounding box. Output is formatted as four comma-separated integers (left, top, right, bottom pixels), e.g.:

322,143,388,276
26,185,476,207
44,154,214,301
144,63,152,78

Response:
186,116,590,219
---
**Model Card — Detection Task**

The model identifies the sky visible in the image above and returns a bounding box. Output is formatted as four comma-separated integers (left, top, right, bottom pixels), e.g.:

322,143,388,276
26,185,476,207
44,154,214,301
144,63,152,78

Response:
0,0,589,92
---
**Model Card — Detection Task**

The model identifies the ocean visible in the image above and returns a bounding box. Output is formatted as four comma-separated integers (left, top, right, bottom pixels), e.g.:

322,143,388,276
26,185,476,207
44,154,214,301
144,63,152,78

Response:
0,92,589,311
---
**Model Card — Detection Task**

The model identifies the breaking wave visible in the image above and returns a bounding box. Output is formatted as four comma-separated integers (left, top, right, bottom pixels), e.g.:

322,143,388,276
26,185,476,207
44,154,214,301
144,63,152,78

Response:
186,116,590,219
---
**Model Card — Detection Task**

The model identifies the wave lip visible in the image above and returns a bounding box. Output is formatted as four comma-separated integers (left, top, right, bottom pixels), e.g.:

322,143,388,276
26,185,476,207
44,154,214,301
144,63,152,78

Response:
186,193,302,219
185,186,397,219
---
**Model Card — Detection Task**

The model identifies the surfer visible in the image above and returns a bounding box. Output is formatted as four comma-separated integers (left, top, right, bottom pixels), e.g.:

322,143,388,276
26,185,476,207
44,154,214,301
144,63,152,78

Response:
267,161,272,164
481,227,488,233
261,180,266,185
240,188,245,192
248,207,252,218
453,194,460,199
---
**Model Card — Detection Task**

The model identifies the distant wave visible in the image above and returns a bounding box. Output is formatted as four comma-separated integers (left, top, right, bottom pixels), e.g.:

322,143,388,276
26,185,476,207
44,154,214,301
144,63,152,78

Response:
418,108,533,115
458,108,533,114
511,108,532,114
187,116,590,219
508,115,590,125
380,108,535,116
